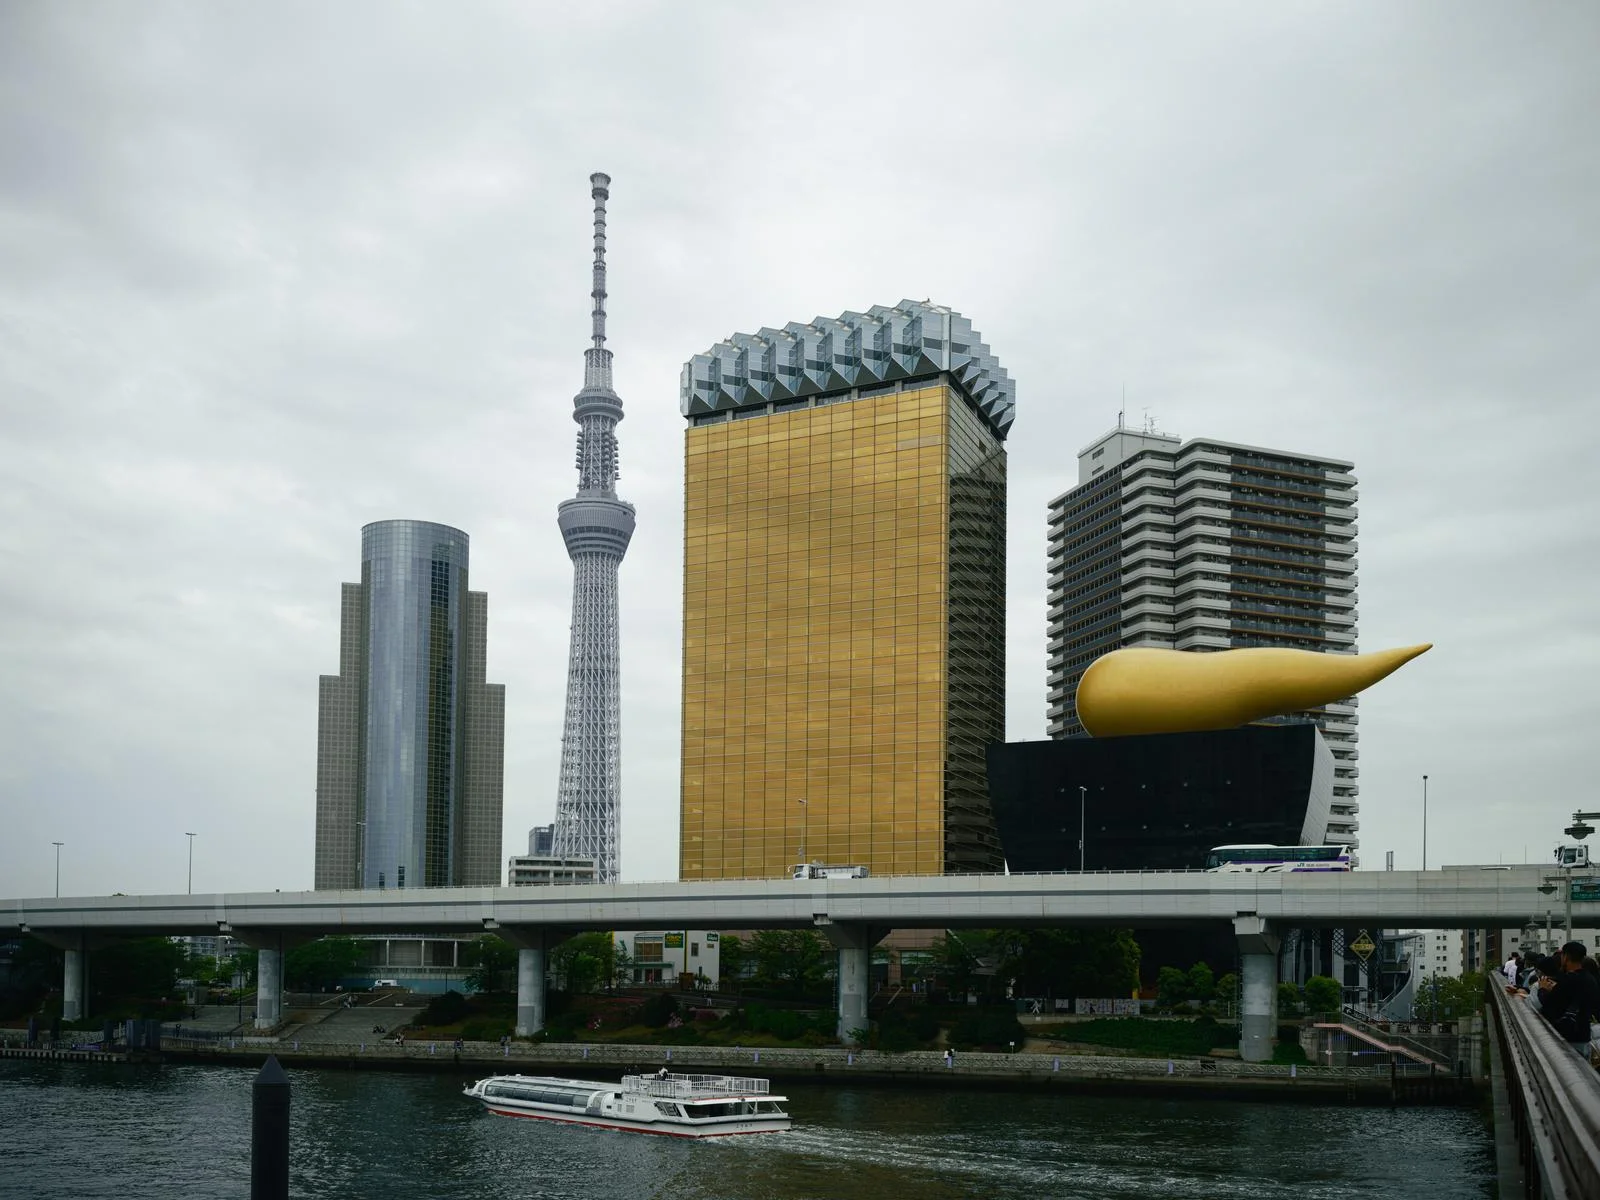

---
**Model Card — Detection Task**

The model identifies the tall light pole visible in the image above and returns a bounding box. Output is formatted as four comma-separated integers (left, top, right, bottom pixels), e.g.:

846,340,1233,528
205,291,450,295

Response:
355,819,366,890
52,841,63,898
186,832,196,894
796,798,808,867
1421,774,1428,871
1079,786,1088,873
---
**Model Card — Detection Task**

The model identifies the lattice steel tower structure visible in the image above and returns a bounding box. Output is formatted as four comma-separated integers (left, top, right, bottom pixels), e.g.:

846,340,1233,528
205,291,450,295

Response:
550,172,635,882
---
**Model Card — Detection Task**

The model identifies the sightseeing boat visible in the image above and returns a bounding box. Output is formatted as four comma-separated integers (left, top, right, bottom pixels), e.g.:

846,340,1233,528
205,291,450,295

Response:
462,1070,791,1138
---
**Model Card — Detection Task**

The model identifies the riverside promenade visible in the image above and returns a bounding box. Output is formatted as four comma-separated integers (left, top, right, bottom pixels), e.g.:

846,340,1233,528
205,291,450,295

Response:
146,1035,1474,1105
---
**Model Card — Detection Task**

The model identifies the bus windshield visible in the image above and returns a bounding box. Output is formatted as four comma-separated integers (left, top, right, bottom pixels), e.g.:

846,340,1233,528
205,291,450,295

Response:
1204,844,1351,872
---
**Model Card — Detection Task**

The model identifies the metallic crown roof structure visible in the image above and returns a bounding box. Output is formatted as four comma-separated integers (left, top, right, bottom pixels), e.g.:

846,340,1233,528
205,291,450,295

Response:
550,172,634,883
679,300,1016,439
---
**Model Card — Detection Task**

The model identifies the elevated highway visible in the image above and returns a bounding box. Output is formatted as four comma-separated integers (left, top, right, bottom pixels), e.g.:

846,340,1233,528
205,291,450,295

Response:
11,866,1589,1061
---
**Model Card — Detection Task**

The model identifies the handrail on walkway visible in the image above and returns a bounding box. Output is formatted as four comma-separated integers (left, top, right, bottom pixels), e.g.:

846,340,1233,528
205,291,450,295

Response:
1325,1008,1453,1069
1487,978,1600,1198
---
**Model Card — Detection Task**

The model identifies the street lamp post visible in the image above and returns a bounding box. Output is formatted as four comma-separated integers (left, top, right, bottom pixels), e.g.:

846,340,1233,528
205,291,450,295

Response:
796,799,808,868
186,832,196,894
356,819,366,890
1421,775,1428,871
52,841,63,898
1078,787,1087,873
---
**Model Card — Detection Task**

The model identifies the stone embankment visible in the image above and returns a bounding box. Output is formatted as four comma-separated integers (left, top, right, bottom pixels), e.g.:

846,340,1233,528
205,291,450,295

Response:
152,1037,1475,1105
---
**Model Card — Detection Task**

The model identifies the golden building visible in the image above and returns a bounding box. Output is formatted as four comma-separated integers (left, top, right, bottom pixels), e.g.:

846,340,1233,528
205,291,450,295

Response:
679,302,1014,880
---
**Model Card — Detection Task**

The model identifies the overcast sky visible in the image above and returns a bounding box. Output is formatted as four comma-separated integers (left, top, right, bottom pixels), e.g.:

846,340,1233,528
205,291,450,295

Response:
2,2,1596,899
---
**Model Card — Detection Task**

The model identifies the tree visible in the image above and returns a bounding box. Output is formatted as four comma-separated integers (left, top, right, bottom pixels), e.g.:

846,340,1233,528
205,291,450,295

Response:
718,935,749,992
283,937,366,991
612,941,634,989
749,930,830,998
1302,975,1342,1016
89,937,187,1012
1186,962,1216,1005
549,932,616,996
1429,970,1487,1020
229,947,258,987
1156,966,1189,1010
462,936,517,995
991,929,1142,999
1215,972,1239,1013
0,936,61,1019
1277,980,1303,1017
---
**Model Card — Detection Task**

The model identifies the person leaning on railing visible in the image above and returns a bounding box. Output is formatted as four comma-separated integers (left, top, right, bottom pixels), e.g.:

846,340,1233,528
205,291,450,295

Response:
1506,941,1600,1059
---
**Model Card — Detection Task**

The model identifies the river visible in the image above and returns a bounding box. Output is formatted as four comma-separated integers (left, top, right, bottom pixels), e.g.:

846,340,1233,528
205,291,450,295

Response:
0,1059,1491,1199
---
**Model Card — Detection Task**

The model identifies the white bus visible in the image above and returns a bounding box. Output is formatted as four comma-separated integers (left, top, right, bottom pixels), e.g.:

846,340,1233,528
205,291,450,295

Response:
1203,844,1352,873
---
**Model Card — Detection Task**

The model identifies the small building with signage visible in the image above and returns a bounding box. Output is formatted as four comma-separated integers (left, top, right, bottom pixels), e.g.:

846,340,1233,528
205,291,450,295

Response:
617,930,721,989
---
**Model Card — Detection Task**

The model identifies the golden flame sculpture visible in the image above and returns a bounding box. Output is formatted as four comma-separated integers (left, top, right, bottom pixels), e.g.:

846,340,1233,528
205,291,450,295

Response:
1075,644,1432,738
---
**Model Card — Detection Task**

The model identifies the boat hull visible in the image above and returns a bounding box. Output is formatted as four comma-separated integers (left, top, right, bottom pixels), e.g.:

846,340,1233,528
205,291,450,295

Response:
473,1097,789,1138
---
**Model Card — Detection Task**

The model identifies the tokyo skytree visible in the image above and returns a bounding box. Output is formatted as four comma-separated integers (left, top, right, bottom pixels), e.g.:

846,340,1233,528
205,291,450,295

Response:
550,172,635,882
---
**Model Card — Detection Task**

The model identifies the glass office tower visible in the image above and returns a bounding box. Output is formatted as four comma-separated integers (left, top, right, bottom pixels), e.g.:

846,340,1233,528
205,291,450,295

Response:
679,301,1013,879
314,520,505,889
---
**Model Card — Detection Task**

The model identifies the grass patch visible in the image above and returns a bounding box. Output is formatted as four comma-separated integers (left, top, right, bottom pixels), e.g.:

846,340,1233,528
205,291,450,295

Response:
1032,1017,1237,1058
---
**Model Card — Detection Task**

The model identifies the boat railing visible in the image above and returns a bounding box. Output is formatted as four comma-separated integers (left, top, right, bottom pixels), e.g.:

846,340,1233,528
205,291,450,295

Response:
622,1072,770,1098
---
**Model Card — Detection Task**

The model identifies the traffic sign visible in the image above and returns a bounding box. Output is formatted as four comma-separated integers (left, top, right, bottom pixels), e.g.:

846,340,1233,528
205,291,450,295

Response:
1571,879,1600,903
1350,931,1377,961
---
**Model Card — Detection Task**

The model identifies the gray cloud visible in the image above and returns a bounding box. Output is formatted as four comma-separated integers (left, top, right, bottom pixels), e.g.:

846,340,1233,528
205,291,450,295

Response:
1,1,1596,896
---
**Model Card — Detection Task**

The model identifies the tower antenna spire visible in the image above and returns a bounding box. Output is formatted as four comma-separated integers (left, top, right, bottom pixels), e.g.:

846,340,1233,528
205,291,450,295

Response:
590,172,609,355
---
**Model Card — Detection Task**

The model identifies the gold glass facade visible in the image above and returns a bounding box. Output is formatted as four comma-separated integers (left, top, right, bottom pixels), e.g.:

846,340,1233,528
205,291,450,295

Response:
681,379,1006,880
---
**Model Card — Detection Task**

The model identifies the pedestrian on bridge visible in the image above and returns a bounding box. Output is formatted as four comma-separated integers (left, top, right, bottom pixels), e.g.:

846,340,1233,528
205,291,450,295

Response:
1512,941,1600,1058
1503,953,1522,987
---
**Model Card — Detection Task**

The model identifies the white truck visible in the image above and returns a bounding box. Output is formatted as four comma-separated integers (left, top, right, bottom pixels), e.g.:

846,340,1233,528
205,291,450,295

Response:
791,863,869,879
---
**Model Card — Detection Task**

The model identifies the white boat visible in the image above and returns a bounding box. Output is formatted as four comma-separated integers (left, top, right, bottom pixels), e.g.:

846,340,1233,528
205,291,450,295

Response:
463,1070,792,1138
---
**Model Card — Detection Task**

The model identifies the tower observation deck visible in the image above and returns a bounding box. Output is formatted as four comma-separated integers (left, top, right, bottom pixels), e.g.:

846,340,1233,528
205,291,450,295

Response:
551,172,635,882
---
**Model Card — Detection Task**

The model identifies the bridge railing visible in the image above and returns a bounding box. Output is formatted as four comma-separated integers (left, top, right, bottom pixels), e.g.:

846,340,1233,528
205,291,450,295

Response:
1487,977,1600,1198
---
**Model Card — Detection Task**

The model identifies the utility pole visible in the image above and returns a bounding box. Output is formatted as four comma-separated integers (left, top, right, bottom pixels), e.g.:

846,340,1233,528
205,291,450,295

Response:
1078,786,1087,873
186,832,196,894
52,841,63,898
1421,774,1428,870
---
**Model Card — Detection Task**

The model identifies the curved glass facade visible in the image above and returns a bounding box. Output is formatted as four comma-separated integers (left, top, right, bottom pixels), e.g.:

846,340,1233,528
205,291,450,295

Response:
361,520,470,889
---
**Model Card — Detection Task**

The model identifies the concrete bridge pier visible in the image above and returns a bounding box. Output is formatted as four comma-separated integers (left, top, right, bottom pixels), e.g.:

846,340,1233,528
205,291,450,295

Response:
62,943,86,1022
823,922,884,1046
495,927,552,1037
1235,915,1281,1063
255,945,283,1029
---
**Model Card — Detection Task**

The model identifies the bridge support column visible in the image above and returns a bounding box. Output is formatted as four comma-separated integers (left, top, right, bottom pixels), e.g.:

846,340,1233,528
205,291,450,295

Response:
63,944,86,1022
492,927,554,1038
823,923,883,1046
515,946,546,1037
1235,915,1281,1063
255,945,283,1029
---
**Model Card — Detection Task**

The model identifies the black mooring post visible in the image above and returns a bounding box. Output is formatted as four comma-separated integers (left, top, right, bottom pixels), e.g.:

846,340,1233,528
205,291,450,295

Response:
252,1054,290,1199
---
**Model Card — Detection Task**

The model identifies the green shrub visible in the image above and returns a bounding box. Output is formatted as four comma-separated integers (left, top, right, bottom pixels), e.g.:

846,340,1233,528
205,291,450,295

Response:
1271,1039,1309,1065
950,1006,1026,1051
459,1015,512,1042
874,1006,941,1052
640,992,679,1028
421,990,470,1026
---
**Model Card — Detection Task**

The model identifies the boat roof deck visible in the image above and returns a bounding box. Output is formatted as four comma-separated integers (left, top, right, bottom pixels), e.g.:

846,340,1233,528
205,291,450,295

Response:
622,1073,773,1099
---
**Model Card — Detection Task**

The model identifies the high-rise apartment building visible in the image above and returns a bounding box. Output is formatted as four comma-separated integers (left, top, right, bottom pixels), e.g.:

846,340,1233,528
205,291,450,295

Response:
1045,426,1360,842
314,520,505,890
679,301,1013,880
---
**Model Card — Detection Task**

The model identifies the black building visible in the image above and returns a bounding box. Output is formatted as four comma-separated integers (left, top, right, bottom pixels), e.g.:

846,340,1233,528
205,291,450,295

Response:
989,724,1346,984
987,724,1337,874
